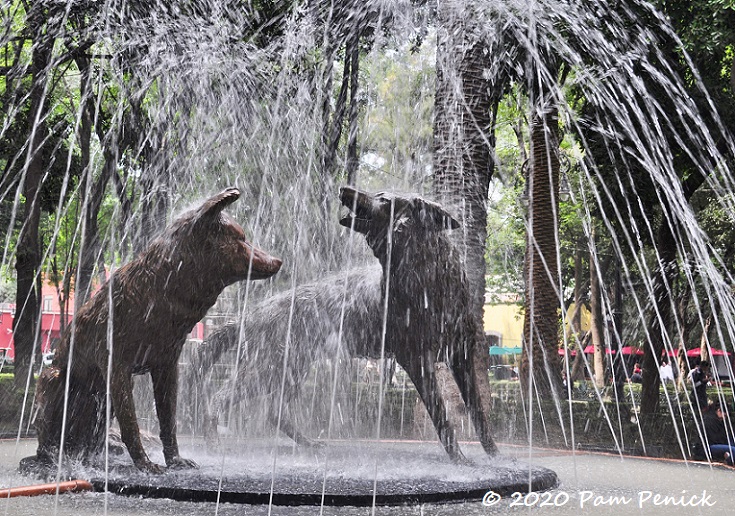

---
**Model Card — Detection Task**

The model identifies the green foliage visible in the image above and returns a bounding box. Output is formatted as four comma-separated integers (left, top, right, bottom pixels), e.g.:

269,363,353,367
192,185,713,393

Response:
692,190,735,270
0,270,15,303
0,0,171,303
660,0,735,93
358,36,436,190
0,0,732,370
484,88,530,297
485,179,526,297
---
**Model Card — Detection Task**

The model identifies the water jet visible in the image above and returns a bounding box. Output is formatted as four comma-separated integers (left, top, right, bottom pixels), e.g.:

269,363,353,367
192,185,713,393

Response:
2,0,735,514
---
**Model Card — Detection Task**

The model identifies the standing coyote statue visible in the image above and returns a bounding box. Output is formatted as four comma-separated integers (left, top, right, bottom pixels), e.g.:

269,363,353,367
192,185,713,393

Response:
30,188,282,474
339,186,498,462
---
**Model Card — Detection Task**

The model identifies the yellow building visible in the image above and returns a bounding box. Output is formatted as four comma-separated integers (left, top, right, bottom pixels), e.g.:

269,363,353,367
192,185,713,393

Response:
483,302,524,349
483,299,590,355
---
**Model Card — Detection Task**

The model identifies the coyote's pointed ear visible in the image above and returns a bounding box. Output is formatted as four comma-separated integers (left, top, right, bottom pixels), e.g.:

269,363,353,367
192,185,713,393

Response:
414,198,460,231
198,187,241,219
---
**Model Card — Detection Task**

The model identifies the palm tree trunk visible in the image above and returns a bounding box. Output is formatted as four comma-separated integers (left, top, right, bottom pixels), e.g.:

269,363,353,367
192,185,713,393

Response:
433,2,505,455
521,109,564,398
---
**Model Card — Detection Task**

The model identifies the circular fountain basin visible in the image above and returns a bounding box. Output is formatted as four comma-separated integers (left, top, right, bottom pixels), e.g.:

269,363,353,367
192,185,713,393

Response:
25,439,557,506
7,439,735,515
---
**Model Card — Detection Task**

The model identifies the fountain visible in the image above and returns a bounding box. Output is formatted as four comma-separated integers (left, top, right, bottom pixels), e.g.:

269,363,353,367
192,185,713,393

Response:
1,0,735,514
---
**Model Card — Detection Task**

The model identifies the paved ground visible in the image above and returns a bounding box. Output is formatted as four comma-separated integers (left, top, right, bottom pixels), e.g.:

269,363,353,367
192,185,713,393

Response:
0,438,733,516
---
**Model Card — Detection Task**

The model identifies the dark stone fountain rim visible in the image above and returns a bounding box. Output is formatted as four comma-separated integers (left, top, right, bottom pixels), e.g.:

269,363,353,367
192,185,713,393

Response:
22,440,559,506
98,441,557,506
93,470,558,506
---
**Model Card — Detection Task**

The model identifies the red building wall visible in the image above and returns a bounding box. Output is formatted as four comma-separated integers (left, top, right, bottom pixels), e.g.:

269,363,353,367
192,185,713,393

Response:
0,282,206,360
0,282,70,360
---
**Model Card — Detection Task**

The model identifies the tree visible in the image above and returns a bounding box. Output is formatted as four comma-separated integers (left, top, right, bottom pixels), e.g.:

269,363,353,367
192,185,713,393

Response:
629,0,734,414
520,103,565,397
10,2,56,389
589,226,605,389
432,1,511,455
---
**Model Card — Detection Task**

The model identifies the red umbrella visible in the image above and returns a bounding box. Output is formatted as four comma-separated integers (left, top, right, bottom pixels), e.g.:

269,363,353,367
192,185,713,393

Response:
685,348,731,357
620,346,644,356
583,345,614,354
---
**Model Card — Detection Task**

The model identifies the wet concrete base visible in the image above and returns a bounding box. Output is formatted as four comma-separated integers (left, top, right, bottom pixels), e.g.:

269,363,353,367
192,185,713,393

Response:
18,440,557,506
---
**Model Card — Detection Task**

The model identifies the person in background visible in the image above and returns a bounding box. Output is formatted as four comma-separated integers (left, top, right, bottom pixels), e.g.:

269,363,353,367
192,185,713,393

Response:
690,360,711,411
659,360,675,384
630,363,643,384
703,401,735,465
